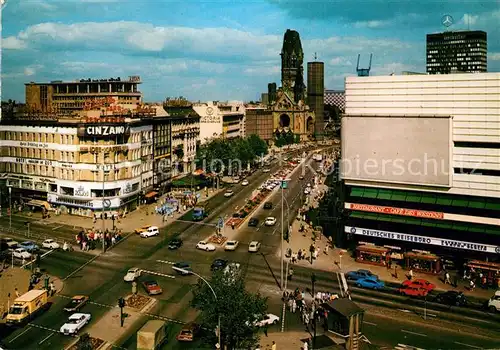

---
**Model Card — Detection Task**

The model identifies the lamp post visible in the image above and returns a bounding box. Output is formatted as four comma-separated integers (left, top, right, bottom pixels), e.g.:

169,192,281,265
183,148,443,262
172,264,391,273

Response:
280,179,291,290
173,267,221,348
8,186,12,230
101,166,110,253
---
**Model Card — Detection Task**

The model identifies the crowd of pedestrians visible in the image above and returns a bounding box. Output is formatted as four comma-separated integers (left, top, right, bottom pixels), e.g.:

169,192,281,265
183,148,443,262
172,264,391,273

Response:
75,229,123,251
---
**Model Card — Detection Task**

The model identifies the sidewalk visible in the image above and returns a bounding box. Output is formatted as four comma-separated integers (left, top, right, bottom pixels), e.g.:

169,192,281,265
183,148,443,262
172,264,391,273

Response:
279,181,495,302
27,188,221,232
258,331,345,350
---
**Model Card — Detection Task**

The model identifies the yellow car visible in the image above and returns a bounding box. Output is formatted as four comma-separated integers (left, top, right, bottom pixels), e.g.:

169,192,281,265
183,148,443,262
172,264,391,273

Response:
134,226,151,234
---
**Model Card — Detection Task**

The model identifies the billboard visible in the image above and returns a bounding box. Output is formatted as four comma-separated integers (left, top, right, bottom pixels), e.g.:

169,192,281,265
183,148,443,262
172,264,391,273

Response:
341,115,451,187
346,203,444,219
77,124,131,138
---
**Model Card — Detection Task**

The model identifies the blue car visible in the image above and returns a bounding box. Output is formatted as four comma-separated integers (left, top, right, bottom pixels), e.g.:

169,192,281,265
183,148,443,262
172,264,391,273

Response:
19,241,39,252
355,278,385,290
345,269,378,281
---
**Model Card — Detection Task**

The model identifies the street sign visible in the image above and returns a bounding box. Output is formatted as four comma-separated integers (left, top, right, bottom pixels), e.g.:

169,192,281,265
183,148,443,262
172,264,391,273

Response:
103,199,111,208
217,217,224,229
281,180,288,189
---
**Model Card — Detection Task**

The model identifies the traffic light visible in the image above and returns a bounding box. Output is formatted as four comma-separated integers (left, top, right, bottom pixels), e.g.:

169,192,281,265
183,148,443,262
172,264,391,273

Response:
284,229,289,243
118,297,125,308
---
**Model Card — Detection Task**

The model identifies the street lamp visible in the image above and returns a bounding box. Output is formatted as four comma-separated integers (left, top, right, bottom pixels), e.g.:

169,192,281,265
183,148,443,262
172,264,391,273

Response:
173,267,221,348
280,179,291,290
8,186,12,230
101,167,110,253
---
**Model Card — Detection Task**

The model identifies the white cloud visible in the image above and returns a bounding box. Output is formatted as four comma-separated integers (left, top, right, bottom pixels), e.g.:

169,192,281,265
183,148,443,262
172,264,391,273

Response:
329,57,353,66
353,20,391,28
489,53,500,61
460,13,479,26
2,36,27,49
244,66,280,75
191,78,216,90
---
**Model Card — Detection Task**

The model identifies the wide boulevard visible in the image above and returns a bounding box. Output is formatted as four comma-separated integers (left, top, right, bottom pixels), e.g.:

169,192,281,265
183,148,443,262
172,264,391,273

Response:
1,149,500,350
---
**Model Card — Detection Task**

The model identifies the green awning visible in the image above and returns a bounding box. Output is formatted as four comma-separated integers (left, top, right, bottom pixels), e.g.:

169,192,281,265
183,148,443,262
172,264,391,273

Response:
406,193,422,203
436,197,453,206
363,188,378,199
351,188,364,197
391,193,407,201
420,194,437,204
469,201,486,209
485,202,500,211
377,189,392,200
452,199,468,207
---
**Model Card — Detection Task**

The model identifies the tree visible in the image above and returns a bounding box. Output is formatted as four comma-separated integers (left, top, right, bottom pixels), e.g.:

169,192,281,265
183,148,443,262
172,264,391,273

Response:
77,333,93,350
191,271,268,349
246,134,268,157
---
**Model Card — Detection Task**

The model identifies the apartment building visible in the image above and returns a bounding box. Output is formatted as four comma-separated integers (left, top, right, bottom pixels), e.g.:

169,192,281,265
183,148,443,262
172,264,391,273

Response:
193,101,245,144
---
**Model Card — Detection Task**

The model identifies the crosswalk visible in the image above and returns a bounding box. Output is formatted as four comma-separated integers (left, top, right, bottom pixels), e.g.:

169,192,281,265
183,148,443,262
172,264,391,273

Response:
395,344,425,350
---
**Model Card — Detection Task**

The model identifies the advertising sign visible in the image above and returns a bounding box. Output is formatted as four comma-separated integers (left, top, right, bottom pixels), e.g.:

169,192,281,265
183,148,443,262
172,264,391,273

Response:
77,124,130,138
347,203,444,220
345,226,500,254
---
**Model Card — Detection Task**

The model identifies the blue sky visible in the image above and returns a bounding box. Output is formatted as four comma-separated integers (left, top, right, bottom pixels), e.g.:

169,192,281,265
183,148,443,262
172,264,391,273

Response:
2,0,499,102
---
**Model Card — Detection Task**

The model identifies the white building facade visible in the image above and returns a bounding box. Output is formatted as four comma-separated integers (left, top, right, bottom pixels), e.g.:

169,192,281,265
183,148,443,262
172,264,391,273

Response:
193,101,245,144
341,73,500,266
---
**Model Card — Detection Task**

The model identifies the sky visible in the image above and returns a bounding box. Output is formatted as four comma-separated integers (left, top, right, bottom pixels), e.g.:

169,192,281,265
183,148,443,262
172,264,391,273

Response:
2,0,500,103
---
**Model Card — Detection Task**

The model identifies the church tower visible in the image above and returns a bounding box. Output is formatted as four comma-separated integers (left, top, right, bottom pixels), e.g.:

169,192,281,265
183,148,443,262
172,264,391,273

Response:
280,29,305,103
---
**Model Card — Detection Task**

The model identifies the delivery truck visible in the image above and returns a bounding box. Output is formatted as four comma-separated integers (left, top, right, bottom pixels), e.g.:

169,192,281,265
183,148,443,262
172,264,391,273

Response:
137,320,167,350
6,289,48,326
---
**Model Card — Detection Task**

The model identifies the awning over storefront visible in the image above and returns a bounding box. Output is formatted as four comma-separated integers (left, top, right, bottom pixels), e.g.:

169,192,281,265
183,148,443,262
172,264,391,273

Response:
27,199,51,211
144,191,158,199
349,187,500,211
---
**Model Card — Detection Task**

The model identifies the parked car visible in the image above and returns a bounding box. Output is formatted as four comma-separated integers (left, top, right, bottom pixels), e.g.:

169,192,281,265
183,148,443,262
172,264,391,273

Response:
64,295,89,312
241,180,249,186
224,240,239,251
263,202,273,209
399,285,429,298
134,225,151,234
176,323,200,342
402,279,436,292
248,218,259,227
265,217,277,226
355,278,385,290
142,280,162,295
60,313,91,335
140,226,159,238
211,258,228,271
123,267,141,282
19,241,39,252
435,291,468,306
13,248,31,259
42,239,60,250
196,241,216,252
248,241,261,253
346,269,377,281
488,290,500,312
173,262,192,275
224,190,234,198
254,313,280,327
168,238,183,250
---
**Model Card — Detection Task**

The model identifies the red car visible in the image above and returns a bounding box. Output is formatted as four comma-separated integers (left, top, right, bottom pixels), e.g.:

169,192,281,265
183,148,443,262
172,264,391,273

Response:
142,280,162,295
402,279,436,292
399,285,429,297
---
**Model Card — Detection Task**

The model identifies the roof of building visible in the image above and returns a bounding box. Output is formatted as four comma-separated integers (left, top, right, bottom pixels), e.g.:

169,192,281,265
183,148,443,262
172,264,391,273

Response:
25,77,141,85
322,299,364,318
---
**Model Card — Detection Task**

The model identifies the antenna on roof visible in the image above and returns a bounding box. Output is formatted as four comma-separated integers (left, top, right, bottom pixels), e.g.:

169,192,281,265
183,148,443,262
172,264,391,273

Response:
314,52,318,61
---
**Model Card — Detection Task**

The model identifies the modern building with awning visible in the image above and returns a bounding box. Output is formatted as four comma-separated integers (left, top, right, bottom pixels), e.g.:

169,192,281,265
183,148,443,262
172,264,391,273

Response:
340,72,500,269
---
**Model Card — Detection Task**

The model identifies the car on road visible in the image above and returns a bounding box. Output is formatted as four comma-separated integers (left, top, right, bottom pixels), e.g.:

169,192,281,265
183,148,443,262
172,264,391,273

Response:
253,313,280,327
224,190,234,197
64,295,89,312
487,290,500,312
124,267,142,282
142,280,163,295
176,323,200,342
402,279,436,292
304,188,311,195
265,217,277,226
299,175,304,180
224,240,239,251
134,225,151,234
42,239,60,250
263,168,270,173
13,248,31,259
399,285,429,298
346,269,378,281
173,262,192,275
2,238,19,251
434,291,468,306
248,241,261,252
60,313,91,335
19,241,39,252
355,278,385,290
263,202,273,209
242,180,249,186
140,226,159,238
211,258,228,272
248,218,259,227
196,241,216,252
168,238,183,250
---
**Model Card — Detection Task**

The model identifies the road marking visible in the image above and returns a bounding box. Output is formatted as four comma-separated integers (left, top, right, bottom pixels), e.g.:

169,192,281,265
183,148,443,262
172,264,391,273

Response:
363,321,377,326
52,225,63,231
63,254,101,281
395,345,425,350
398,309,412,313
9,328,31,342
21,249,57,268
401,329,427,337
141,269,175,279
156,260,175,265
38,332,54,344
454,342,482,349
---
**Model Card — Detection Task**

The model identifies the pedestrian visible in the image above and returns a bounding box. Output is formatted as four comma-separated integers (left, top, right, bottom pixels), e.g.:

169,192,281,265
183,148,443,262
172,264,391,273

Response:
15,288,20,297
292,299,297,313
50,281,55,296
445,272,451,284
303,339,309,350
288,267,294,281
271,340,277,350
263,324,268,337
408,269,413,280
288,298,293,312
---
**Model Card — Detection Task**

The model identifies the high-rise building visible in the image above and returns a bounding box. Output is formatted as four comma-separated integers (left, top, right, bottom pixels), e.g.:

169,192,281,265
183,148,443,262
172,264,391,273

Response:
281,29,305,103
426,30,487,74
307,62,324,138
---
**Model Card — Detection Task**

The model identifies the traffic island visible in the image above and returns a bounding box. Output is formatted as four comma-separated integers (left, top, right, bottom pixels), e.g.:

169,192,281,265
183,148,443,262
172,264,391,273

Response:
125,294,151,310
67,334,105,350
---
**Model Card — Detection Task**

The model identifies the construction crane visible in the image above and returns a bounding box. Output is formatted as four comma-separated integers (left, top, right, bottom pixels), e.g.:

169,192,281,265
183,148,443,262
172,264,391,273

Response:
356,54,372,77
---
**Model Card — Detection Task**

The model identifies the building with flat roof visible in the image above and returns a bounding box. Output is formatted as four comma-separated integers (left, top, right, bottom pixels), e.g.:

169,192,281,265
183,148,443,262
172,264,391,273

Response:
426,30,487,74
341,72,500,269
193,101,245,144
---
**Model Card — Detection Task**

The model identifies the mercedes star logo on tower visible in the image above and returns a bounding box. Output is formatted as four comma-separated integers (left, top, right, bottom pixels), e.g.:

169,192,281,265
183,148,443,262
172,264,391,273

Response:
441,14,454,27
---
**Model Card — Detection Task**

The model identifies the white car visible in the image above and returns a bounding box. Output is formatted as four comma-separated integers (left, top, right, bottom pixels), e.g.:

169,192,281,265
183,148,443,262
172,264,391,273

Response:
124,267,142,282
60,313,91,335
241,180,249,186
140,226,159,238
265,217,277,226
263,168,270,173
488,290,500,312
224,240,239,251
13,248,31,259
196,241,216,252
248,241,261,252
254,313,280,327
304,188,311,195
42,239,60,250
224,190,234,198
